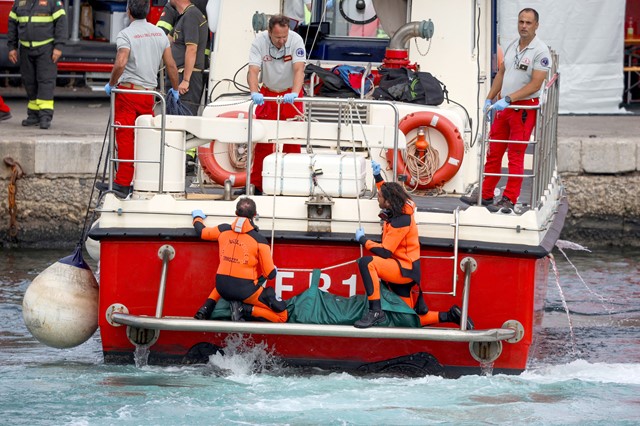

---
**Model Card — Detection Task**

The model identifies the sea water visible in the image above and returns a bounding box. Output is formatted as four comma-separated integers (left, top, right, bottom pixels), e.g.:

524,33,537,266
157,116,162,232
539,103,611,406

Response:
0,247,639,425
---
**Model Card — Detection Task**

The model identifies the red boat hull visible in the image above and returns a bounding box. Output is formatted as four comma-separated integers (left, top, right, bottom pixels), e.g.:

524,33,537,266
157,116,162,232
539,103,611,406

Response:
98,238,549,376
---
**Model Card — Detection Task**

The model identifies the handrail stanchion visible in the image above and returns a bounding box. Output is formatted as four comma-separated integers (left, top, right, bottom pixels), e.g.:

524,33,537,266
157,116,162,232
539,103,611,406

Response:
108,91,117,190
459,257,476,331
476,113,489,205
155,245,175,318
246,101,256,195
108,88,168,193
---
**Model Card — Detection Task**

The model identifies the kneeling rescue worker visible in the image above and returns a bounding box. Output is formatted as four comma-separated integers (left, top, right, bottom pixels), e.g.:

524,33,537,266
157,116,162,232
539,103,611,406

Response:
192,197,288,322
354,160,475,329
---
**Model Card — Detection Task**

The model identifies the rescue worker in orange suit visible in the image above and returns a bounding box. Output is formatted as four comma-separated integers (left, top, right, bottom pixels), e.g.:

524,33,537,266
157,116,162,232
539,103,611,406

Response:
353,160,475,329
192,197,288,322
236,14,306,196
7,0,68,129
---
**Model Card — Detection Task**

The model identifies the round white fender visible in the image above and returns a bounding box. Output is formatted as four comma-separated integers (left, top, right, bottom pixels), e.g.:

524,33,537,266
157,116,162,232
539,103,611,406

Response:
85,222,100,262
22,248,99,349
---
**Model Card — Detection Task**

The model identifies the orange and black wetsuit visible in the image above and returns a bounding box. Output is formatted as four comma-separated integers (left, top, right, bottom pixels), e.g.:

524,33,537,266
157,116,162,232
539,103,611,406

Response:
357,179,440,326
193,215,287,322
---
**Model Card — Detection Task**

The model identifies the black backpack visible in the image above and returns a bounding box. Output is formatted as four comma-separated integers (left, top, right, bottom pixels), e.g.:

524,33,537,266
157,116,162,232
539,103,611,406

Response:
372,67,447,106
305,63,361,98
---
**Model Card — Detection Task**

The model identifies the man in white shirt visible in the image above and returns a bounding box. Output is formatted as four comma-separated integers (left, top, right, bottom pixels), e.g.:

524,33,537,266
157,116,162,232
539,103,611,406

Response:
239,14,306,195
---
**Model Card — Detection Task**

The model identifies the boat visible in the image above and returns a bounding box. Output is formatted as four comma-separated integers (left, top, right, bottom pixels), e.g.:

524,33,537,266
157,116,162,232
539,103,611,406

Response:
31,0,567,377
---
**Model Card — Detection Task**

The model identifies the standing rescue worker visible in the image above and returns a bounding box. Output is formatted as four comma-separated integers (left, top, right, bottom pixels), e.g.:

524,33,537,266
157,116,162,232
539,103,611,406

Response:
7,0,68,130
236,14,306,196
353,161,474,329
168,0,208,116
461,8,551,212
96,0,180,199
192,197,288,323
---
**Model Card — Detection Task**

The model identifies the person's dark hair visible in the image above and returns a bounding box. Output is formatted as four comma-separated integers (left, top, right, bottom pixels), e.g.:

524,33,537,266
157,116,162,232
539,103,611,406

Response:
269,14,291,31
128,0,150,20
380,182,411,218
236,197,257,218
519,8,539,22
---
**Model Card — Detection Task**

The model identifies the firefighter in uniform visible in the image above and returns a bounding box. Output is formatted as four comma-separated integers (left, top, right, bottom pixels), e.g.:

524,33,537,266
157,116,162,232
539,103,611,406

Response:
192,197,288,323
8,0,67,130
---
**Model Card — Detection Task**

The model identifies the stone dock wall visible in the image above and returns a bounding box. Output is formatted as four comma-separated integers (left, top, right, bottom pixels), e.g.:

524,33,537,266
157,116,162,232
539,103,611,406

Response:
1,136,639,249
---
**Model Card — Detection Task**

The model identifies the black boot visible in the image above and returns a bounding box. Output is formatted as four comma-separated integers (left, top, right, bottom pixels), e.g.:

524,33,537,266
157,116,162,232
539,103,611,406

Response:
354,300,386,328
22,111,39,127
441,305,474,330
194,298,216,320
39,116,52,130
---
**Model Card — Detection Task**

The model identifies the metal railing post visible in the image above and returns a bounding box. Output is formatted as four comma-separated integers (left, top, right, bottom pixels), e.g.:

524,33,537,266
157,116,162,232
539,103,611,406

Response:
155,245,175,318
459,257,477,331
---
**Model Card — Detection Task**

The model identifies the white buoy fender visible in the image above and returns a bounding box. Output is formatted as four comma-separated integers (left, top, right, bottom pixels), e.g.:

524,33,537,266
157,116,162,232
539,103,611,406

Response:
85,221,100,261
22,246,99,349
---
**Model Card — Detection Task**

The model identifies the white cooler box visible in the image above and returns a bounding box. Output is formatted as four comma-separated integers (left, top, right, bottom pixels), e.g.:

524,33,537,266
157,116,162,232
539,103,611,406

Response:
262,153,367,197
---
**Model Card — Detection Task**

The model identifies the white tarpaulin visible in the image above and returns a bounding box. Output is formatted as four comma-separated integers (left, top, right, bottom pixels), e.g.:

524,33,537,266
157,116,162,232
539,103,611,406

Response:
498,0,627,114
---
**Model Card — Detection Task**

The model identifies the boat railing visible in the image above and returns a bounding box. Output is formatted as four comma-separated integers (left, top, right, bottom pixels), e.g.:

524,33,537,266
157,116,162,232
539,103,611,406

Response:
240,96,402,195
477,52,560,209
106,88,168,193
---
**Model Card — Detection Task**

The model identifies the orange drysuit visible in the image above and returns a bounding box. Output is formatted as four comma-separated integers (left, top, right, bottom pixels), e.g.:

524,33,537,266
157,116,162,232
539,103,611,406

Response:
194,215,287,322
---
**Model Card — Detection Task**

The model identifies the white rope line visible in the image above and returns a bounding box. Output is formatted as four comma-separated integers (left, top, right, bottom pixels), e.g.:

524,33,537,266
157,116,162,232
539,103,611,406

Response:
280,258,358,273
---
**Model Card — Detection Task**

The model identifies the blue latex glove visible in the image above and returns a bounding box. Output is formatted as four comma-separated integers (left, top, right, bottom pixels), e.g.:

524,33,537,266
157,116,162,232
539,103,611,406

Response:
283,92,298,104
492,98,510,111
355,228,365,242
371,160,381,176
168,88,179,101
192,209,206,220
251,92,264,105
483,99,492,112
104,83,114,96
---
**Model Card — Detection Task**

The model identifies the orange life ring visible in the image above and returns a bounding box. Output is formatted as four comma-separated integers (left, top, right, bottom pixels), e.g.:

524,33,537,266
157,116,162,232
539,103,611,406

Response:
387,111,464,189
198,111,250,187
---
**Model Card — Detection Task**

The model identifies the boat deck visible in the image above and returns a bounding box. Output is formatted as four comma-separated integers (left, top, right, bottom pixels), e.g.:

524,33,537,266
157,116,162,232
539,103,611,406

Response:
185,172,532,215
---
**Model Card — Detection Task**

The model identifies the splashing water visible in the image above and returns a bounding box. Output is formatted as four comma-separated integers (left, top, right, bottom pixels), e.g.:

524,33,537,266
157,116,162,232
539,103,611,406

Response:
555,239,591,252
548,254,578,356
555,240,614,316
480,361,494,376
207,334,283,377
134,345,150,368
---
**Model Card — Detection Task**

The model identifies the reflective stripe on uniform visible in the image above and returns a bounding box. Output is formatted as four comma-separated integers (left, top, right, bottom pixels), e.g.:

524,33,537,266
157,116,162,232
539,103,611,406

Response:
20,38,54,47
37,99,54,110
27,100,39,110
234,217,247,233
52,9,65,20
156,21,173,32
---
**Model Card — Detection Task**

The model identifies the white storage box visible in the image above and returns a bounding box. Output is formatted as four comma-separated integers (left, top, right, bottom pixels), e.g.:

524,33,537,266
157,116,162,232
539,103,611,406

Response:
262,153,367,197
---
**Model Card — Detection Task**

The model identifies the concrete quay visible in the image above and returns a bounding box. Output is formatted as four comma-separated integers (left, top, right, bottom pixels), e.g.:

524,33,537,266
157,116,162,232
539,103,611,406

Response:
0,95,638,248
